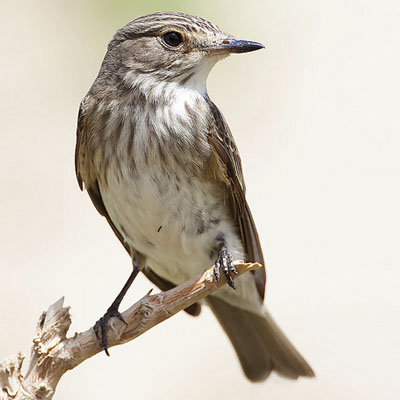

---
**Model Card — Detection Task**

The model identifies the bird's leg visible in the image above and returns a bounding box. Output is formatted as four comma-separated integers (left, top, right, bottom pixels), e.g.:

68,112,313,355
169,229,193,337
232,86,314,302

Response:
94,263,140,356
214,245,238,290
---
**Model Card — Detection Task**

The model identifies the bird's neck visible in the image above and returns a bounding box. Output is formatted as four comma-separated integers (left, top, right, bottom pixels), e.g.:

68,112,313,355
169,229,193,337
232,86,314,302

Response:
123,56,219,100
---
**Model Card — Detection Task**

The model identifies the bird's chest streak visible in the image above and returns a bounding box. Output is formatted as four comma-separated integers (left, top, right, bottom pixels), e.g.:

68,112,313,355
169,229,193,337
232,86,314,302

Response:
97,129,239,281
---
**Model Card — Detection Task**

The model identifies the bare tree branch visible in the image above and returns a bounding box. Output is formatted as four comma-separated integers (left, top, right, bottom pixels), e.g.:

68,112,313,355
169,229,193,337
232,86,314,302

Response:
0,261,261,400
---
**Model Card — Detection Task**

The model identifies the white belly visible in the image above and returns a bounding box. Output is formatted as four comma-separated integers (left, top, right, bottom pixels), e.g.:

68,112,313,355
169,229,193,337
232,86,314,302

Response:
99,161,261,312
99,160,244,285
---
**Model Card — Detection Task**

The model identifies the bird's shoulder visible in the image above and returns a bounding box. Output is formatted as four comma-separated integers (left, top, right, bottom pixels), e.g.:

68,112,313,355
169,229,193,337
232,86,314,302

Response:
204,97,266,299
75,96,94,191
204,97,246,206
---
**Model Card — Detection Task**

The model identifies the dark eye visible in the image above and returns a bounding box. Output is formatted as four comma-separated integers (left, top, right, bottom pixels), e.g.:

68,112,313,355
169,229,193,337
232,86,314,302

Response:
162,31,183,47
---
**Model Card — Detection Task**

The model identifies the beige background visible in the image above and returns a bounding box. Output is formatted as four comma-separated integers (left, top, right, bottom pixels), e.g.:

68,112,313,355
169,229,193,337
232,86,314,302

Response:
1,0,399,399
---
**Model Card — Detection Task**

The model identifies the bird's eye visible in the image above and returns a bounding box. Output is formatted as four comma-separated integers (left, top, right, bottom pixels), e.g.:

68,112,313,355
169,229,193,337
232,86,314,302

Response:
162,31,183,47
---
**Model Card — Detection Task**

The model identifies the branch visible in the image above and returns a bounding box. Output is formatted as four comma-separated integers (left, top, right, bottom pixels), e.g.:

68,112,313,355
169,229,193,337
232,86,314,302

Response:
0,261,260,400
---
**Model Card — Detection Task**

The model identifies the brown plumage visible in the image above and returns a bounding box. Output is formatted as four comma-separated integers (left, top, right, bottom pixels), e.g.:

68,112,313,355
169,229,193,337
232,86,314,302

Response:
75,12,314,381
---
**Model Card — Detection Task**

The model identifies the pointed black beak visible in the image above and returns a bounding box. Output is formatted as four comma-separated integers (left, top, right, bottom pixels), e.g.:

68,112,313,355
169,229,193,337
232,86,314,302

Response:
205,39,265,54
222,39,265,53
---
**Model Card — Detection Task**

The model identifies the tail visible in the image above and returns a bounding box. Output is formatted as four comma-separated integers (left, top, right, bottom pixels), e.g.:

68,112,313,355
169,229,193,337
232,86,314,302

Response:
207,296,315,382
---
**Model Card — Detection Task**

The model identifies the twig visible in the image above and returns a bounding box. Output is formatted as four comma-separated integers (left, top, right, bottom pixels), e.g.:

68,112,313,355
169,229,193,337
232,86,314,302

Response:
0,261,260,400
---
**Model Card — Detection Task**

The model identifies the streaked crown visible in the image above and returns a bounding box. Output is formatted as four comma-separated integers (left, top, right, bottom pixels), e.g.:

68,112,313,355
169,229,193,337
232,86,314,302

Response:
109,12,222,49
95,12,263,94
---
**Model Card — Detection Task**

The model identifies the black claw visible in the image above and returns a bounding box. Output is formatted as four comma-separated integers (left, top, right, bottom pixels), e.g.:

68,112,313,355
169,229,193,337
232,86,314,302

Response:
214,246,237,290
227,276,236,290
230,263,238,275
93,267,140,356
93,306,126,356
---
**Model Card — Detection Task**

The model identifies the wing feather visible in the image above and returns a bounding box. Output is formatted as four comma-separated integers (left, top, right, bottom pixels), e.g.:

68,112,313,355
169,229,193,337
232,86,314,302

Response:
206,97,267,300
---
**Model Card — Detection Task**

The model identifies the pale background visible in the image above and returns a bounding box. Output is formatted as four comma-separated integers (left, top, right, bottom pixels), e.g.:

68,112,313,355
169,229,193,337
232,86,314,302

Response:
1,0,399,399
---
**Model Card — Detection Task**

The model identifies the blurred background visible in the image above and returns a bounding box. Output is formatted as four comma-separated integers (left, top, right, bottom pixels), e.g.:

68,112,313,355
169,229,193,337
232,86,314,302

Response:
1,0,399,399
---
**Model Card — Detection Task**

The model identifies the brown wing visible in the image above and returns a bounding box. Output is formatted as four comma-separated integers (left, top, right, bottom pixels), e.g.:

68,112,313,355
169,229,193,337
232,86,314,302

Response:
75,100,201,316
205,97,266,300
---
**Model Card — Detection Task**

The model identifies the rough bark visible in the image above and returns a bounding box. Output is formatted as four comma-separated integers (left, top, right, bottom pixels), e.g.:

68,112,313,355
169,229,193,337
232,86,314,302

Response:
0,261,260,400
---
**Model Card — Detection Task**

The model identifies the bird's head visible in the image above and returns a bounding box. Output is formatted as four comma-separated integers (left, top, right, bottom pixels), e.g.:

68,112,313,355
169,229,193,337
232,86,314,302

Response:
98,12,264,95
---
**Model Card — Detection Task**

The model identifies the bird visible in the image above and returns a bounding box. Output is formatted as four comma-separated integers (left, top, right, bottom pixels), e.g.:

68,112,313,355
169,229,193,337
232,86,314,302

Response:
75,11,314,382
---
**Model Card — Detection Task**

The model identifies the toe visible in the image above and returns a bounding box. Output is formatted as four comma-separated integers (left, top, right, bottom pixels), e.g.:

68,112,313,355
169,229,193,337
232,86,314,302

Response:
215,247,237,290
214,260,221,281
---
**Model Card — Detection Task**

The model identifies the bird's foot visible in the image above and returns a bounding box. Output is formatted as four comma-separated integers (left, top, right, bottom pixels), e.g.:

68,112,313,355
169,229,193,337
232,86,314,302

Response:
94,304,127,356
214,246,238,289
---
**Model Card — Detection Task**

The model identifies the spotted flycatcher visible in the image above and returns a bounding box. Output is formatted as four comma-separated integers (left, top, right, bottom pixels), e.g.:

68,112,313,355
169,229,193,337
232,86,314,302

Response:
75,12,314,381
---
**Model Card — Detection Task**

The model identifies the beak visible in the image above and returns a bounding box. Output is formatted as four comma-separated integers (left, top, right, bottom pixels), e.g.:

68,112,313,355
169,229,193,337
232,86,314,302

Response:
204,38,264,54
